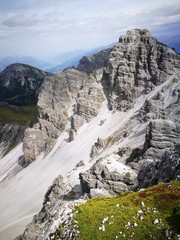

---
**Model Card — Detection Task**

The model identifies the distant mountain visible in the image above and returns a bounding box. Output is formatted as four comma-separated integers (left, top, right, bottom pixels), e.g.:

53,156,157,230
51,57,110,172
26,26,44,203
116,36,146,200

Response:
46,44,115,73
0,45,115,74
0,56,50,73
0,63,52,105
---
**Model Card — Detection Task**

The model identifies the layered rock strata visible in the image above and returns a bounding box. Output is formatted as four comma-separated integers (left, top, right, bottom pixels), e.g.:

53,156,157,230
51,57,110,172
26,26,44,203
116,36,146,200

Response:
23,68,104,162
78,29,180,110
22,29,180,163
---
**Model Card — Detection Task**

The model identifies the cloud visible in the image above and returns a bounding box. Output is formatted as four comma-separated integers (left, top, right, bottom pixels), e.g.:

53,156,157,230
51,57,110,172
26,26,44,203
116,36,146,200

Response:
0,0,180,58
2,14,38,27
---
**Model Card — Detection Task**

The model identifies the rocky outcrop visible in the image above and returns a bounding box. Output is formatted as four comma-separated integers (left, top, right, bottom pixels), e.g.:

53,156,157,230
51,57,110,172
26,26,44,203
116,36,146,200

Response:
90,137,107,158
69,129,76,142
15,175,68,240
78,48,112,74
15,175,84,240
80,75,180,195
79,119,180,196
138,76,180,123
23,68,104,162
137,120,180,188
79,29,180,111
22,29,180,163
0,123,26,158
106,29,180,110
79,155,137,197
0,63,51,106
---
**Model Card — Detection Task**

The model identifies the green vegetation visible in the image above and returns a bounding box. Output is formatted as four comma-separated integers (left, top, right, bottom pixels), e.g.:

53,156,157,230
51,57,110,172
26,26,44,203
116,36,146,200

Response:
171,77,179,83
74,181,180,240
125,171,131,178
0,93,38,106
0,105,37,125
65,189,77,200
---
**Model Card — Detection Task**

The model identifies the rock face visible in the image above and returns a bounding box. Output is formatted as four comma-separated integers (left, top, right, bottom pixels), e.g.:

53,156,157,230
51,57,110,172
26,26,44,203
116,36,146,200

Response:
23,68,104,162
80,155,137,196
78,48,112,74
79,119,180,196
80,76,180,195
79,29,180,110
0,63,51,105
22,29,180,163
137,120,180,188
15,175,84,240
0,123,25,158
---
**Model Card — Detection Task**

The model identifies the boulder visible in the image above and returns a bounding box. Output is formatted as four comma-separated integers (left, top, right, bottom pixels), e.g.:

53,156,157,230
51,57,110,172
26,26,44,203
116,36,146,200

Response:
80,155,137,196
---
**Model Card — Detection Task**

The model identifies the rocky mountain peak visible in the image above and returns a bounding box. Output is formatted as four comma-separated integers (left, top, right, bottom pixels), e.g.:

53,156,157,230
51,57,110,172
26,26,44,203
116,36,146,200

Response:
0,63,52,105
21,29,180,162
119,28,156,45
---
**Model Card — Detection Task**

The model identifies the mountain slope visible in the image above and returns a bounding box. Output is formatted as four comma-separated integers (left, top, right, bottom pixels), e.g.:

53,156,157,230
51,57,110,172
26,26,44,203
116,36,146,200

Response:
0,29,179,240
0,63,52,159
0,63,52,105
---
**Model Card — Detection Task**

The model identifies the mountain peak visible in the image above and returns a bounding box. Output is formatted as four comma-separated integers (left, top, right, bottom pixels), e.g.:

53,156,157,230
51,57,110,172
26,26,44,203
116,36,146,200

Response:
0,63,52,105
119,28,156,45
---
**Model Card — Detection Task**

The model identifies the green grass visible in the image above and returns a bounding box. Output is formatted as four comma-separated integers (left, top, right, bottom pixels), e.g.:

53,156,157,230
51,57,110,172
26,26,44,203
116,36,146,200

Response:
0,105,37,125
74,181,180,240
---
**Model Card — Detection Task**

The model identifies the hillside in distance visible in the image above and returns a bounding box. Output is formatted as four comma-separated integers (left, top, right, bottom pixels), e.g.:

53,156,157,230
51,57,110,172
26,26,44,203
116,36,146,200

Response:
0,63,52,158
0,29,179,240
0,45,113,74
0,63,52,106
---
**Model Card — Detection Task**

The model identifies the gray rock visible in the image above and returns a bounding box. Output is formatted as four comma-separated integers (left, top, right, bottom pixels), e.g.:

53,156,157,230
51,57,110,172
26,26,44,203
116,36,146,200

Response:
79,158,137,195
69,129,76,142
71,114,85,132
13,28,180,240
90,188,112,198
102,29,179,110
108,181,128,194
23,68,104,162
15,175,78,240
0,123,26,158
90,137,106,158
22,29,180,162
78,48,112,74
137,120,180,188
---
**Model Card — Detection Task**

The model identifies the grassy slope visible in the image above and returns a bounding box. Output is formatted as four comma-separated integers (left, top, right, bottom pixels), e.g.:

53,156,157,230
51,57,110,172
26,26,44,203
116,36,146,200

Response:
0,105,37,125
74,181,180,240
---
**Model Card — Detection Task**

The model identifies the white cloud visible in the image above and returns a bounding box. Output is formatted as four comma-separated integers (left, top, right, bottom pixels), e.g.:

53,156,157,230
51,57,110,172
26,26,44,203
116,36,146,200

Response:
0,0,180,58
153,14,180,26
2,14,39,27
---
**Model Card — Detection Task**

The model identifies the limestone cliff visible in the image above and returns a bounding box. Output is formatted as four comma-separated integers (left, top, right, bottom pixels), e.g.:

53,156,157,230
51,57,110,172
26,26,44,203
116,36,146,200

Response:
78,29,180,110
23,69,104,162
22,29,180,163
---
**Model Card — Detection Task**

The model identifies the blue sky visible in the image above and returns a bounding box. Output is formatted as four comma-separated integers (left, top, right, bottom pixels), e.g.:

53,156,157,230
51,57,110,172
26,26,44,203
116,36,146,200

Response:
0,0,180,59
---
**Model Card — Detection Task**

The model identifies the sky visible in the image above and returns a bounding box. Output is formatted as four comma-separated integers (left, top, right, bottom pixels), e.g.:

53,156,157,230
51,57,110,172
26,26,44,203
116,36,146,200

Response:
0,0,180,60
